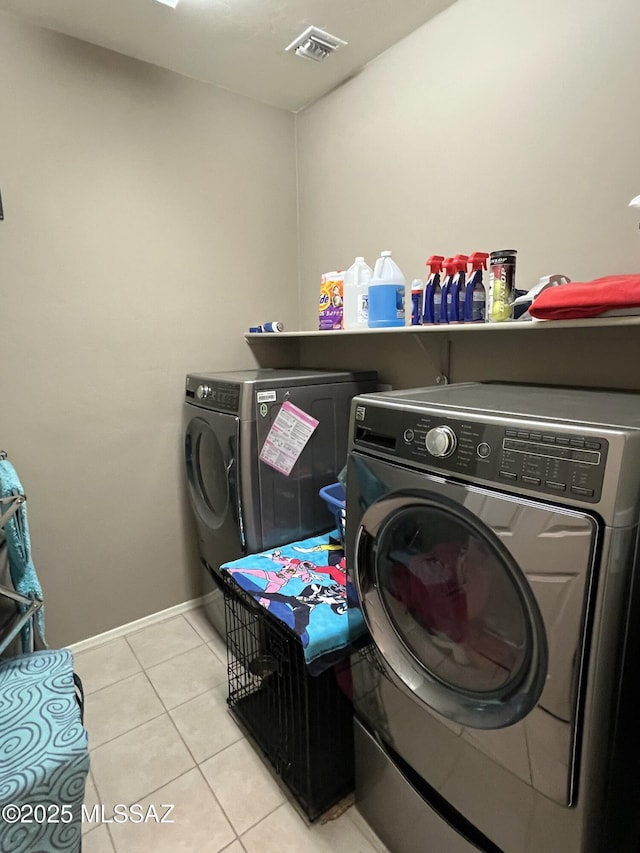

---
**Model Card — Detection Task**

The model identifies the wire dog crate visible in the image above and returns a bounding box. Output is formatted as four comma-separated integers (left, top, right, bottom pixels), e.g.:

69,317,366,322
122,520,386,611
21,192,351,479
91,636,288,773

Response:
224,576,354,821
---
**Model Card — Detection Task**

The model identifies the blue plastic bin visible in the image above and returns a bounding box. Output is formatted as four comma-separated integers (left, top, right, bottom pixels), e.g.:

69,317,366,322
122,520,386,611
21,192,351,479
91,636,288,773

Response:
319,482,346,543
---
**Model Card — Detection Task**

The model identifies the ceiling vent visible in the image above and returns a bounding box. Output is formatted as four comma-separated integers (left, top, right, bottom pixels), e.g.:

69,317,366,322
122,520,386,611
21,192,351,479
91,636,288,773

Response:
285,26,347,63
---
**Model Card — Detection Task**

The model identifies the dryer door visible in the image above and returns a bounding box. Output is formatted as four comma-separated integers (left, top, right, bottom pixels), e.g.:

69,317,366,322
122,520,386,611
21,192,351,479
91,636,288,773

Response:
348,452,598,732
184,408,243,547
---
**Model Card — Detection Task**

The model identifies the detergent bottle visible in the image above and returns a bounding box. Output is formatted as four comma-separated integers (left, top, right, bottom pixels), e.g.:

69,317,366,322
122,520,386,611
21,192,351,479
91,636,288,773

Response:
450,254,468,324
464,252,490,322
439,257,457,324
343,256,373,330
423,255,445,324
368,251,406,328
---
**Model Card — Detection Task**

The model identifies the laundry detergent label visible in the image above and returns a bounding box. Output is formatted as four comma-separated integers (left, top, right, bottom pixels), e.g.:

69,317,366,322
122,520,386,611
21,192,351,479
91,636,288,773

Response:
259,401,319,476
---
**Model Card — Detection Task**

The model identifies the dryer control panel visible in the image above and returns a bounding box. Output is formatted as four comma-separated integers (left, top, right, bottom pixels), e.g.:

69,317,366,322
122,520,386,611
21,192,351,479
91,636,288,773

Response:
353,407,609,504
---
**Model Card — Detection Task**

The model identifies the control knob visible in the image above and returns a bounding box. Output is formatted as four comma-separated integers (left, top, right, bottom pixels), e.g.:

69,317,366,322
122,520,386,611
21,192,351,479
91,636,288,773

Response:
196,384,212,400
425,425,457,458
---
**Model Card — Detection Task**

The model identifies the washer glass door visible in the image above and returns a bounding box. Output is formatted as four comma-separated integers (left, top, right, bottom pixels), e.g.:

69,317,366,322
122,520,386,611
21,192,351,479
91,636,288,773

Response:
355,488,549,729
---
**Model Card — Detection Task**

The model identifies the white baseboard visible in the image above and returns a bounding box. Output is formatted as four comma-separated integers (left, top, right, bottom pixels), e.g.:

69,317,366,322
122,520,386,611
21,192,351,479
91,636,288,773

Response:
67,596,205,655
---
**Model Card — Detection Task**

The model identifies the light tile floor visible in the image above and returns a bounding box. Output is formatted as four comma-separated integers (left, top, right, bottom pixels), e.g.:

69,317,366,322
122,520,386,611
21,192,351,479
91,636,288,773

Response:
75,607,388,853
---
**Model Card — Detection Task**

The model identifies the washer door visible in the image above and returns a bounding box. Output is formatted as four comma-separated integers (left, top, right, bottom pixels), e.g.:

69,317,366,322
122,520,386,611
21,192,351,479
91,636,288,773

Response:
355,488,548,729
184,410,239,534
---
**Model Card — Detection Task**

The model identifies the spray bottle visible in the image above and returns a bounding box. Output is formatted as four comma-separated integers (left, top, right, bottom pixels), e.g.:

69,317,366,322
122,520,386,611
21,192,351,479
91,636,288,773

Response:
410,279,424,325
422,256,444,324
464,252,490,322
449,254,468,324
439,257,457,324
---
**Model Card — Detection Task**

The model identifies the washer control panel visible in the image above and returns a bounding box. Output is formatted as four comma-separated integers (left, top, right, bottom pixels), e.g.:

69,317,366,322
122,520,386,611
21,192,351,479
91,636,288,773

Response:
354,410,609,503
186,379,241,413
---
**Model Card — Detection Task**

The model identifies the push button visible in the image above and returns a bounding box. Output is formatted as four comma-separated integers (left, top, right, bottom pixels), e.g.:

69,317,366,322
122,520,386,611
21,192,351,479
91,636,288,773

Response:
522,475,542,486
516,431,530,439
499,471,518,481
476,442,492,459
571,486,595,497
570,438,585,448
505,429,517,437
542,435,556,444
556,437,570,446
585,441,601,450
545,481,566,492
529,432,542,441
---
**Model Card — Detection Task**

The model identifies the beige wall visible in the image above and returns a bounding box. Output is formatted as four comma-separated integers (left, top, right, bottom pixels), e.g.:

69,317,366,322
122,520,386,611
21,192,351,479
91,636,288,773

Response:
296,0,640,331
0,14,297,646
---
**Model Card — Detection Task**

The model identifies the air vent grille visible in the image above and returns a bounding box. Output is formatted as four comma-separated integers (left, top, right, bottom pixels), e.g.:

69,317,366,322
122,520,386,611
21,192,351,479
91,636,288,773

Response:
285,26,347,63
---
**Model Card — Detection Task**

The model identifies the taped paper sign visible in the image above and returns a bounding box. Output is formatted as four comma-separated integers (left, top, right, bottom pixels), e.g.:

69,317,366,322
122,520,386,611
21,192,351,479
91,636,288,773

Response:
259,400,319,476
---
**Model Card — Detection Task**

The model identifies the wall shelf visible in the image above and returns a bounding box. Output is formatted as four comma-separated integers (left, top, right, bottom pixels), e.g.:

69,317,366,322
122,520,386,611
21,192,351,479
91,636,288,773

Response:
245,315,640,341
244,314,640,394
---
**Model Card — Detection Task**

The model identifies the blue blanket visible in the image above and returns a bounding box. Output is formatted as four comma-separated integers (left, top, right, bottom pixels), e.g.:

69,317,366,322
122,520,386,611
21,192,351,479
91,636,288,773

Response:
0,649,89,852
0,460,45,651
221,531,365,673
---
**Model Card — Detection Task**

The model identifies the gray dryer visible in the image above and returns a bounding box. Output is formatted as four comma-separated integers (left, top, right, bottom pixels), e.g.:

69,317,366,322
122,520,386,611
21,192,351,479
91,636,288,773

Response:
184,368,377,635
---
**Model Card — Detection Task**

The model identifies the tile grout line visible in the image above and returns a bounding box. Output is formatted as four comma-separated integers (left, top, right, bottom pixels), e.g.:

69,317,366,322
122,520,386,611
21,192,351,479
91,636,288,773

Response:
123,614,205,669
86,672,170,753
193,762,241,846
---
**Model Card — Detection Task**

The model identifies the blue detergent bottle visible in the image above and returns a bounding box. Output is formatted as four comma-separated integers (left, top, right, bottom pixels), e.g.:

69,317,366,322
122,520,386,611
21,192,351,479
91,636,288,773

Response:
464,251,490,322
439,257,457,324
368,251,406,328
450,254,468,324
423,255,445,324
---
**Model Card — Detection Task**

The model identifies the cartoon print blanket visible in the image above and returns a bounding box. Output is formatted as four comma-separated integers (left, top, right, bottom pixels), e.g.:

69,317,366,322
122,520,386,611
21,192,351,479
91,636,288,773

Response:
220,531,365,673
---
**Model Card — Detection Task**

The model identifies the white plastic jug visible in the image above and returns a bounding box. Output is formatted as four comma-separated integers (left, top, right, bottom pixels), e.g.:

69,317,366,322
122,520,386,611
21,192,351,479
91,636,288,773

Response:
343,257,373,330
368,251,406,328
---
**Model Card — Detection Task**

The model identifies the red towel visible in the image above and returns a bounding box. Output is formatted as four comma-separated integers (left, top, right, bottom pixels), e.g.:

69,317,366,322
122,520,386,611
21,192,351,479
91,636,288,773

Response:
529,275,640,320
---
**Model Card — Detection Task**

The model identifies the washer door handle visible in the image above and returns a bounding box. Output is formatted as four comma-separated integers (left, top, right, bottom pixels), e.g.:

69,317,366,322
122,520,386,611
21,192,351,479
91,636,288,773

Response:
226,436,245,550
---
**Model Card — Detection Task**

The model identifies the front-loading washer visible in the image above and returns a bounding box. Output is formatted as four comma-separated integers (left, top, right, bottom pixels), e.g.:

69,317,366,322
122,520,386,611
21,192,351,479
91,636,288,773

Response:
346,382,640,853
184,367,377,636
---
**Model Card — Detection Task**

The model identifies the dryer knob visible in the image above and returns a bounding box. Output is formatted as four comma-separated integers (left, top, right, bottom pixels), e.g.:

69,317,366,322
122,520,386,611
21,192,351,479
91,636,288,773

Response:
425,426,457,458
196,384,212,400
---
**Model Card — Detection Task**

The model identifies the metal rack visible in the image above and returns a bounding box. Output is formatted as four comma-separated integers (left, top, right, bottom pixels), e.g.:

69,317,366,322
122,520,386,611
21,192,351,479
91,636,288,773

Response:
0,450,43,656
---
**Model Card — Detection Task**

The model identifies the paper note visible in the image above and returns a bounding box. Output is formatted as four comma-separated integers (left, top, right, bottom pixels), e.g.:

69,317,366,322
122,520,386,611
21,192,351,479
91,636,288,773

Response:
259,401,319,476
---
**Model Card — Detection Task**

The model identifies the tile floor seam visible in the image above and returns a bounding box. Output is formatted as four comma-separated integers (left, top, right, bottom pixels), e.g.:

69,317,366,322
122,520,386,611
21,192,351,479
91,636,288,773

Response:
237,797,292,839
123,611,190,639
88,708,175,758
105,821,116,852
207,643,228,667
164,704,206,768
124,623,206,672
101,760,199,815
147,673,228,714
169,707,245,767
138,665,178,718
165,681,229,714
225,720,297,805
83,669,146,699
193,762,240,845
73,638,143,697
